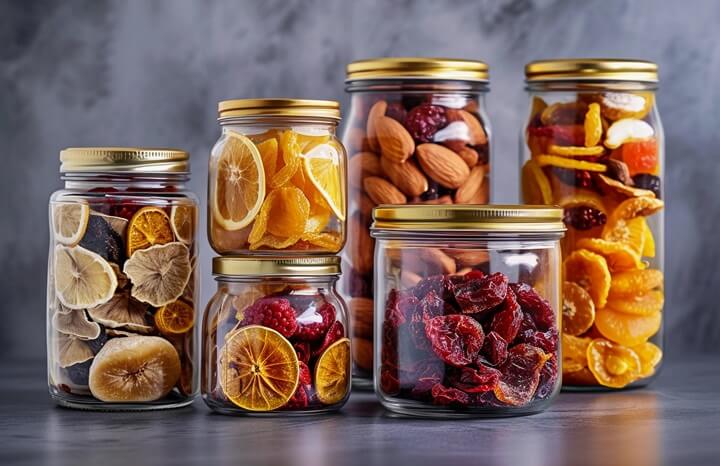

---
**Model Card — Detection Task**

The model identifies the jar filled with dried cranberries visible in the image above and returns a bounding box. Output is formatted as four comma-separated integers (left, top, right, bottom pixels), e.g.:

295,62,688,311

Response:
371,205,564,417
521,60,664,390
202,256,350,415
48,148,199,410
342,58,492,388
209,99,346,255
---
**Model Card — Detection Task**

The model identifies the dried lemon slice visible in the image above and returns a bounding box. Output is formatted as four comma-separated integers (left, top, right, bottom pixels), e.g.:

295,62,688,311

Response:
123,242,191,307
315,337,350,405
536,155,607,172
127,207,174,256
521,159,552,204
304,143,346,221
54,245,117,309
52,202,90,246
170,204,195,244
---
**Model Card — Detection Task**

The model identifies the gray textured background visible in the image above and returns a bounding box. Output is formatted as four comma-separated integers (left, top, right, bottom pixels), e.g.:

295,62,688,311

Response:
1,0,717,361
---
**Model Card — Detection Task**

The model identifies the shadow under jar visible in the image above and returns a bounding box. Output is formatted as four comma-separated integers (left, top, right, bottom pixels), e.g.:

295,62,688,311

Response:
371,205,565,417
342,58,492,389
48,148,199,410
521,60,665,390
202,256,351,415
209,99,347,255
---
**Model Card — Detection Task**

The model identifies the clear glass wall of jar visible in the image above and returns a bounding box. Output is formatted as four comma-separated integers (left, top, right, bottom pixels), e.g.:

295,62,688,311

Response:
202,256,350,415
48,148,199,410
342,58,492,388
209,99,346,255
371,205,564,417
521,60,664,389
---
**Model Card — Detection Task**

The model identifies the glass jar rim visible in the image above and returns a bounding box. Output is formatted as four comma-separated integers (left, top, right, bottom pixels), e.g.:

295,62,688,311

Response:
218,99,340,121
346,57,489,82
60,147,189,174
525,59,658,83
212,256,341,277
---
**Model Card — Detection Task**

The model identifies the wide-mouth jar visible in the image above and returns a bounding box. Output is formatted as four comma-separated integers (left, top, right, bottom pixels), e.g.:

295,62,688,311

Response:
201,256,351,415
371,205,564,417
208,99,347,255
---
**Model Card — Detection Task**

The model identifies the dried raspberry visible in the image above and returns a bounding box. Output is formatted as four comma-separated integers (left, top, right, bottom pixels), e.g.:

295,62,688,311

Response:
431,383,470,406
449,365,501,393
425,314,485,367
481,331,508,366
404,104,448,142
535,355,558,399
453,272,509,316
298,361,311,385
385,102,407,122
243,298,298,338
294,341,311,364
490,288,523,342
551,167,595,189
563,206,607,230
284,384,309,409
295,301,335,341
312,321,344,357
511,283,555,332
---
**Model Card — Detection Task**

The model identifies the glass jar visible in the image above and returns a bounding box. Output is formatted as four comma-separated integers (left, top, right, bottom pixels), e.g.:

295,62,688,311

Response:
342,58,492,388
371,205,564,417
521,60,664,390
209,99,346,255
202,256,350,415
47,147,199,410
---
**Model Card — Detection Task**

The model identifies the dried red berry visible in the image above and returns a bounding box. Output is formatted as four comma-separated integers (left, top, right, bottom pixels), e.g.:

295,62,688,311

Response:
404,104,448,142
510,283,555,332
385,102,407,122
413,275,457,303
481,331,508,366
295,301,336,341
431,383,470,406
425,314,485,367
551,167,595,189
449,365,501,393
411,375,443,399
453,272,509,316
285,384,309,409
518,328,558,354
527,125,585,146
242,298,298,338
380,364,400,395
490,288,523,342
535,355,558,399
563,206,607,230
293,341,311,364
298,361,311,385
385,290,419,328
494,344,550,406
312,321,344,357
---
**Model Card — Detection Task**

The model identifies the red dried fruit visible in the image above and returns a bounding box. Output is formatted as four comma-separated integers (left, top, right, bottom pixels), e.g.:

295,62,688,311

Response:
419,290,444,321
527,125,585,146
481,331,508,366
535,355,558,400
449,365,501,393
510,283,555,331
411,375,443,399
385,102,407,122
312,321,344,357
385,289,418,327
404,104,448,142
293,341,311,364
431,383,470,406
518,328,558,354
490,288,523,342
453,272,509,316
464,270,486,282
284,384,309,409
242,298,298,338
295,301,336,341
425,314,485,367
551,167,595,189
494,344,551,406
519,312,537,334
298,361,311,385
563,206,607,230
413,275,457,304
380,364,400,395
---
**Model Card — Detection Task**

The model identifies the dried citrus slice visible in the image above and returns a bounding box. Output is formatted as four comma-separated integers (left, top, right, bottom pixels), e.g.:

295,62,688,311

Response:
271,131,301,188
296,131,330,152
576,238,642,271
562,281,596,336
266,186,310,238
315,337,350,405
608,196,664,222
249,233,302,251
304,143,346,221
123,242,191,307
548,144,604,157
601,216,646,261
54,245,117,310
300,232,343,251
587,339,642,388
584,103,602,147
521,159,552,204
642,219,656,258
594,307,661,347
609,269,664,298
220,325,299,411
563,249,611,308
52,202,90,246
607,290,664,316
154,300,195,334
632,341,662,378
126,207,174,256
536,154,607,172
212,131,266,231
562,334,592,373
256,138,278,187
170,204,195,245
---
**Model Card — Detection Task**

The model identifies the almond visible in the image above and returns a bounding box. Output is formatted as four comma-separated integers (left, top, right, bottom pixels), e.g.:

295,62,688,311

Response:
448,109,487,145
419,248,457,274
379,156,428,197
358,193,375,219
352,337,373,371
454,165,487,203
443,249,490,268
468,177,489,204
457,146,479,167
451,267,473,277
363,176,407,205
400,270,422,288
349,214,374,275
416,143,470,189
348,152,381,188
344,127,371,153
375,116,415,163
366,100,387,152
350,297,373,339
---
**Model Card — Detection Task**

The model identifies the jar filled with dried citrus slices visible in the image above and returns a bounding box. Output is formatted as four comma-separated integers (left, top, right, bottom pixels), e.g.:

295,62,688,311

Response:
201,256,350,415
209,99,347,254
48,147,199,410
521,59,664,389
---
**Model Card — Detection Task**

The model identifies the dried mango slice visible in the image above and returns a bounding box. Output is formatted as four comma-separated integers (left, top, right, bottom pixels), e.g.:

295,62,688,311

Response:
587,339,642,388
270,131,301,188
562,281,595,336
249,233,302,251
257,138,278,187
594,307,661,347
609,269,664,298
536,155,607,172
521,159,552,204
607,290,664,316
632,341,662,378
601,216,646,262
300,232,343,251
564,249,611,308
266,186,310,238
562,334,592,373
584,103,602,147
548,144,604,157
576,238,642,271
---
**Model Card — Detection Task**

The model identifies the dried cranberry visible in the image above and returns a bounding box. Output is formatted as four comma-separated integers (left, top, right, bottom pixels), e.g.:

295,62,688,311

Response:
385,102,407,122
481,331,508,366
632,174,661,198
431,383,470,406
449,364,501,393
511,283,555,331
419,291,444,321
518,328,558,354
551,167,595,189
453,272,508,316
495,344,550,406
536,355,558,399
295,301,335,341
385,290,418,327
563,206,607,230
404,104,448,142
312,321,344,357
425,314,485,367
490,288,523,342
413,275,457,304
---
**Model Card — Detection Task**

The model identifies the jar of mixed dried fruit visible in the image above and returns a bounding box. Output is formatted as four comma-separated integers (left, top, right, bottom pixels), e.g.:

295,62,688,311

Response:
48,147,199,410
202,256,350,415
342,58,492,388
371,205,564,417
209,99,346,254
521,59,664,389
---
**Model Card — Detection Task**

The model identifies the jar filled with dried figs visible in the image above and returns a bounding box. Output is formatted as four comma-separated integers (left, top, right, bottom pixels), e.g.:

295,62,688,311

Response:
521,59,664,390
48,147,199,410
202,256,350,415
371,205,564,417
342,58,492,387
209,99,346,254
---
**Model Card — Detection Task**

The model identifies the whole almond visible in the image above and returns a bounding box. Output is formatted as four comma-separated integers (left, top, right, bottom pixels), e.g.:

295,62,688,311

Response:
468,177,489,204
350,297,373,339
366,100,387,152
419,248,457,274
349,214,374,274
457,146,479,167
353,337,373,371
363,176,407,205
448,109,487,145
454,165,487,203
349,152,381,188
358,193,375,219
375,116,415,163
443,249,490,268
416,143,470,189
379,156,428,197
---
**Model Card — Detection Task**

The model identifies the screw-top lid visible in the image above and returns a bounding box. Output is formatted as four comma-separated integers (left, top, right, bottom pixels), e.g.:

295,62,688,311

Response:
525,59,658,83
60,147,189,173
218,99,340,121
346,57,489,82
212,256,341,276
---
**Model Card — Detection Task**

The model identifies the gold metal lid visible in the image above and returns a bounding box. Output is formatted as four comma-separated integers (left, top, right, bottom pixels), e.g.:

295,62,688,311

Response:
212,256,341,276
60,147,189,173
371,205,565,233
525,59,658,83
218,98,340,121
346,58,489,82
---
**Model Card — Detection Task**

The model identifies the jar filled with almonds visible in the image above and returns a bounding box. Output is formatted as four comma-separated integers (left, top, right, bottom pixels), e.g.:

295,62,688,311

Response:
342,58,492,387
521,59,664,389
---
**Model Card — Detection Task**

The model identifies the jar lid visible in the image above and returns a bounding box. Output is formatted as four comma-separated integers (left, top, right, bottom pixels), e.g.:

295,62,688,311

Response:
371,205,566,233
525,59,658,83
346,57,489,82
218,99,340,121
60,147,189,173
212,256,341,276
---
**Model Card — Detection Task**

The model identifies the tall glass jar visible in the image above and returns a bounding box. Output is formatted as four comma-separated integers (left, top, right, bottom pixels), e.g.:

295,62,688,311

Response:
48,148,199,410
201,256,350,415
342,58,492,388
209,99,346,255
371,205,564,417
520,60,664,389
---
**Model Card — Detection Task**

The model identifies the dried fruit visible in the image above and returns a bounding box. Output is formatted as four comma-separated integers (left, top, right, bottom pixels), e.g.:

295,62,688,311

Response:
562,334,591,373
604,119,654,149
416,143,471,189
584,103,602,147
536,154,607,172
242,297,299,338
295,300,335,341
154,300,195,335
490,289,523,342
551,167,594,189
632,174,661,198
431,383,470,406
563,249,611,308
563,206,607,230
123,242,191,307
586,339,641,388
548,144,604,157
481,331,508,366
527,124,585,147
313,321,345,357
376,116,415,163
52,202,90,246
304,143,345,221
404,104,448,142
79,215,124,263
453,272,508,316
52,308,102,340
510,283,555,331
425,314,485,367
87,291,151,333
56,333,94,368
54,245,117,310
494,344,550,406
170,204,195,245
449,365,501,393
594,307,661,347
521,159,553,204
607,290,664,316
619,139,659,176
541,102,587,125
633,341,662,378
596,174,655,199
609,269,664,298
126,207,174,256
562,281,595,336
314,337,350,405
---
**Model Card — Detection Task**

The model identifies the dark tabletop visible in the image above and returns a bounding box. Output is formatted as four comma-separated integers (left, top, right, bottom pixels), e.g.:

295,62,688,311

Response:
1,356,718,466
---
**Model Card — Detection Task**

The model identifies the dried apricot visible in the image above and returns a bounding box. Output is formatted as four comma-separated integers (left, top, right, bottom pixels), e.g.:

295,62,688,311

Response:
594,307,661,347
270,131,301,188
562,334,592,373
521,159,553,205
548,144,604,157
563,249,611,308
256,138,278,187
609,269,664,298
632,341,662,378
587,339,641,388
620,139,658,176
536,155,607,172
607,290,664,316
607,196,664,224
264,186,310,238
576,238,642,271
601,216,646,261
562,281,595,336
584,103,602,147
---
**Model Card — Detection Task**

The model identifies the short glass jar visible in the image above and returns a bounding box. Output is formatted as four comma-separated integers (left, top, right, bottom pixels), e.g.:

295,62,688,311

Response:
48,147,199,410
209,99,347,255
371,205,564,417
521,60,664,389
342,58,492,388
202,256,351,415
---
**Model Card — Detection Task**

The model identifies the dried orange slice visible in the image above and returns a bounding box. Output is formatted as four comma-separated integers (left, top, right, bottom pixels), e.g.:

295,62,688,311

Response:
212,131,265,231
562,334,592,373
220,325,299,412
52,202,90,246
641,219,656,258
548,144,604,157
594,307,661,347
564,249,611,308
587,339,642,388
170,204,195,245
576,237,642,271
608,196,664,222
601,216,646,262
127,207,174,256
315,337,350,405
154,300,195,334
256,138,279,187
609,269,664,298
536,154,607,172
271,131,301,188
304,143,346,221
607,290,664,316
562,281,596,336
521,159,552,204
632,341,662,378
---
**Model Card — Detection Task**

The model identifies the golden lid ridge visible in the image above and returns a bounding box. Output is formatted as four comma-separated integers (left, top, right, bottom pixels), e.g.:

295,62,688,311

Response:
213,256,341,276
525,59,658,83
218,98,340,120
60,147,189,173
346,57,489,82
